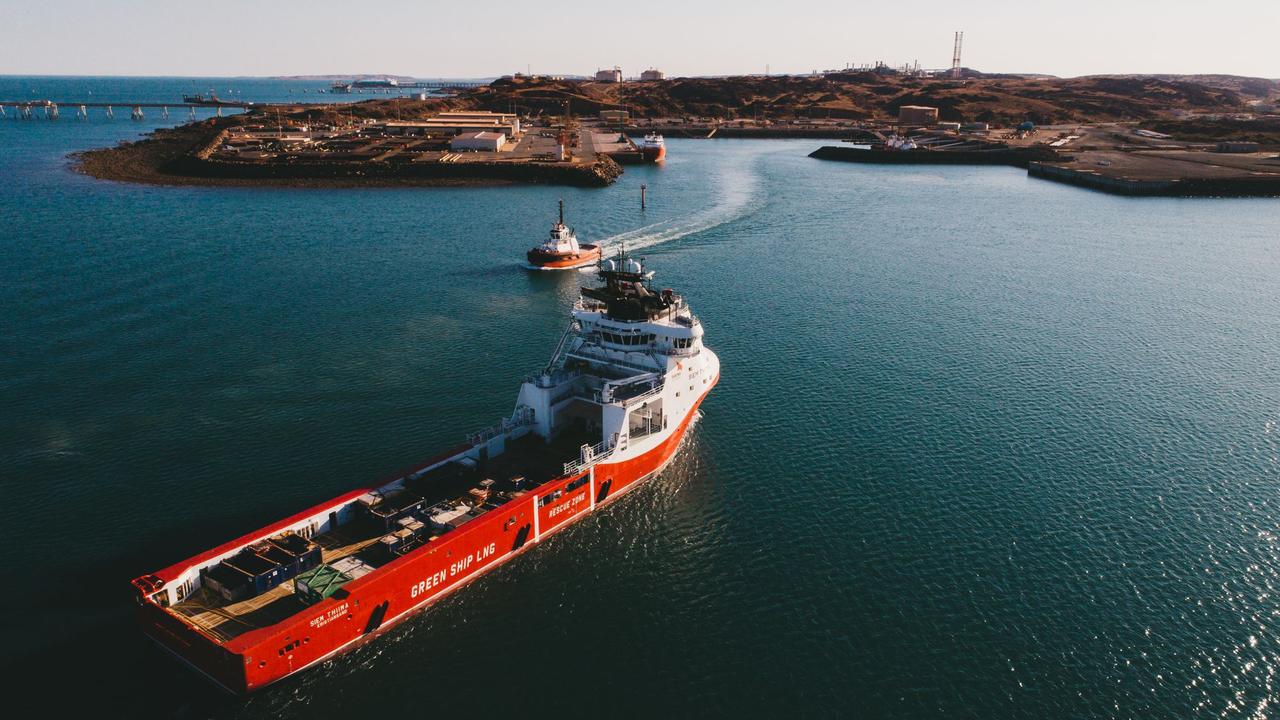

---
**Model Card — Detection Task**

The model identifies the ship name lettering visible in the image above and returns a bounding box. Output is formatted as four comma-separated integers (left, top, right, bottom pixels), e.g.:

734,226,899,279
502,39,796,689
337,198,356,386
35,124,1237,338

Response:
448,543,498,577
309,602,349,629
411,570,449,599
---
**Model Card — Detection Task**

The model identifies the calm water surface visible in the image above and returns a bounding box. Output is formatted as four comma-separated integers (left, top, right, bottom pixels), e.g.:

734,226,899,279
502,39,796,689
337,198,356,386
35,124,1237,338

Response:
4,77,1280,718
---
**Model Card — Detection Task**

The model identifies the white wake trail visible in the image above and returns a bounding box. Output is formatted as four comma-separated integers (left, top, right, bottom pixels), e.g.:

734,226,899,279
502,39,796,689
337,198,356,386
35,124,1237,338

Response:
596,150,763,255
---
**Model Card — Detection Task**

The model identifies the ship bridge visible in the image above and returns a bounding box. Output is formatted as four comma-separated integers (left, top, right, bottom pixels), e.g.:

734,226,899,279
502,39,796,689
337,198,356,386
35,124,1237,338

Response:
514,253,703,461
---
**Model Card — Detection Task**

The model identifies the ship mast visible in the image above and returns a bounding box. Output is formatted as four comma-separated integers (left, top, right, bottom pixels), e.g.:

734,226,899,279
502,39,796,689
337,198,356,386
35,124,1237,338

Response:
558,198,564,225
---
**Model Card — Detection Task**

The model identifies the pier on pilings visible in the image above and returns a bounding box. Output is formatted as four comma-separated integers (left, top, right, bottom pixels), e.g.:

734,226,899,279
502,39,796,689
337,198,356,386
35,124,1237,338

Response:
131,106,144,121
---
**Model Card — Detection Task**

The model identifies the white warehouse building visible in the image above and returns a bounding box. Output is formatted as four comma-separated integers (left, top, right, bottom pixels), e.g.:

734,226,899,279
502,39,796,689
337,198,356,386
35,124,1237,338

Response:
450,131,507,152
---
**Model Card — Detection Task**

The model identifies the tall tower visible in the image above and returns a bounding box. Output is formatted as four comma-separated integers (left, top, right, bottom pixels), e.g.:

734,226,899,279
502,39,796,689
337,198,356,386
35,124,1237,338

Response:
951,31,964,79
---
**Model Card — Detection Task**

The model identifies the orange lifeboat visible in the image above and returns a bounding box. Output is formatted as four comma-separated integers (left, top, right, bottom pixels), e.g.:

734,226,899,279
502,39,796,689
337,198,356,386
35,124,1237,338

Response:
527,200,601,270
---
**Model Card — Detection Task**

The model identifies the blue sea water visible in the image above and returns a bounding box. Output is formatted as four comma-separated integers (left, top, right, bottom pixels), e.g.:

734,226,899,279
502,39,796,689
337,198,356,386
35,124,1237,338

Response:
4,77,1280,718
0,75,434,108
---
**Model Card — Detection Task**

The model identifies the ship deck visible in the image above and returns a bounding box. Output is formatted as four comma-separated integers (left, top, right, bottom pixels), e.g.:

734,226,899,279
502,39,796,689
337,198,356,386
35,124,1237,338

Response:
169,426,596,643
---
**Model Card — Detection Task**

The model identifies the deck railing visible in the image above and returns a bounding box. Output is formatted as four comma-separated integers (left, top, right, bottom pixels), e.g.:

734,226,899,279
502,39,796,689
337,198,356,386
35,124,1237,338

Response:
562,438,614,476
566,375,664,407
467,405,535,446
566,347,660,375
628,413,666,440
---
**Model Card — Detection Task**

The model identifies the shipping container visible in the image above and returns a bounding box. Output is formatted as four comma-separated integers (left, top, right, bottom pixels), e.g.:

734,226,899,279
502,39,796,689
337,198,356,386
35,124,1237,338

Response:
201,561,252,603
268,533,322,576
225,549,285,597
294,564,353,605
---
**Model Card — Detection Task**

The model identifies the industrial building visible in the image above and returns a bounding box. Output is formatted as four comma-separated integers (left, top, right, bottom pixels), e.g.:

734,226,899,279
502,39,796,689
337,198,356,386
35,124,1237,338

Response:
594,67,623,83
640,69,665,81
369,111,521,139
599,110,629,123
898,105,939,126
451,132,507,152
435,111,521,134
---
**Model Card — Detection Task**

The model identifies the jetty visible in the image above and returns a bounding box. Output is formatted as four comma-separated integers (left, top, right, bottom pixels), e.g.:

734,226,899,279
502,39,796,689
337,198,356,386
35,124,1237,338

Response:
810,123,1280,198
1,98,251,121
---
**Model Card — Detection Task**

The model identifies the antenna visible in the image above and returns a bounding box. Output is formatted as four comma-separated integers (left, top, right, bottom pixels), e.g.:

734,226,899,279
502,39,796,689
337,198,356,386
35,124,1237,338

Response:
951,31,964,79
558,198,564,224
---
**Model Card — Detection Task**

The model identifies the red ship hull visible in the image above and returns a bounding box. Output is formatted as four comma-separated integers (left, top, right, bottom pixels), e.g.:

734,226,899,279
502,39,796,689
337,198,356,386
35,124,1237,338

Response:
640,145,666,163
138,377,717,694
526,244,601,270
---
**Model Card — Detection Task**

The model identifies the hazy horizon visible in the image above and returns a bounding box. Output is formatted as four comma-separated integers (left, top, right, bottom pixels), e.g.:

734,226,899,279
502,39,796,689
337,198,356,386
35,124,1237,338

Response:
3,0,1277,80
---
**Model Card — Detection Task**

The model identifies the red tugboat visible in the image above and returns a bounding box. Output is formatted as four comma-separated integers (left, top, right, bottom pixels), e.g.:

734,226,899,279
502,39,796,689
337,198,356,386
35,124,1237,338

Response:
526,200,601,270
131,252,719,694
639,133,666,163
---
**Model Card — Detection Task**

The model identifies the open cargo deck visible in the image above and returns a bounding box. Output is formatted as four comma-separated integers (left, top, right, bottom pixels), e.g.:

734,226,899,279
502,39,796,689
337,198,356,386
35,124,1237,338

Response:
167,425,596,643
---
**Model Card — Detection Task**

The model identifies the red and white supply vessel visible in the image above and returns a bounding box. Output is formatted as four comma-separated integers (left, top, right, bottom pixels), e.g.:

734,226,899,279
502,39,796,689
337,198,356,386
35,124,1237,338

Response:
640,133,666,163
132,253,719,693
526,200,601,270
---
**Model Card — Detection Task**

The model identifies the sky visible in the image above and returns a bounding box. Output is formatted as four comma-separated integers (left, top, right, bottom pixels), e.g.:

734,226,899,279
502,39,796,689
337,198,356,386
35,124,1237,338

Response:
2,0,1277,79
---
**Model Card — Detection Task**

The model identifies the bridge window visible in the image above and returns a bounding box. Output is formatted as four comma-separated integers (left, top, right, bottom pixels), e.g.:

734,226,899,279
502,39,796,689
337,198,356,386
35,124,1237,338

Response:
600,332,655,346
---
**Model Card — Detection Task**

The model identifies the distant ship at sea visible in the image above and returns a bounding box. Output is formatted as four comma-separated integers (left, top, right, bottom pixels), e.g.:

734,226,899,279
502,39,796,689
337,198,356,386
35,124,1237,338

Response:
182,91,227,106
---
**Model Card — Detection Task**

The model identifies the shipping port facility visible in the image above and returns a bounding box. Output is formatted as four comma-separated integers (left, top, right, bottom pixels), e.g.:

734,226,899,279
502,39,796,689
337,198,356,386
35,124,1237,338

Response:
214,111,531,164
205,109,657,175
806,109,1280,196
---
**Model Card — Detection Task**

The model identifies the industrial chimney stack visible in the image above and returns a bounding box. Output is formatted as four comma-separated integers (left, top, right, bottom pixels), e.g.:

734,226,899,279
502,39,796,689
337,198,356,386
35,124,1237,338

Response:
951,31,964,79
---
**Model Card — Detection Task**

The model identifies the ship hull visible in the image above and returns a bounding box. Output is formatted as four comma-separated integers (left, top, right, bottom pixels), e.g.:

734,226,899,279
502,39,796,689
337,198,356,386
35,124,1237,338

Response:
526,244,601,270
141,376,717,694
640,145,666,163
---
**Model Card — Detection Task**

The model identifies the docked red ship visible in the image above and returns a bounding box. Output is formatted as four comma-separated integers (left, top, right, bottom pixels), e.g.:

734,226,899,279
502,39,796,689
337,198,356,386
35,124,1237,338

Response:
639,133,666,163
132,253,719,694
526,200,600,270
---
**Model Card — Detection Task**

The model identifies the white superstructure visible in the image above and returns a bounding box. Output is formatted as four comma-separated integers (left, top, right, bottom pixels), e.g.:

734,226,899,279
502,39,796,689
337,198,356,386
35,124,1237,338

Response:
514,253,719,473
